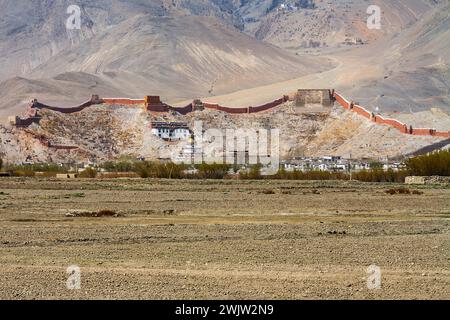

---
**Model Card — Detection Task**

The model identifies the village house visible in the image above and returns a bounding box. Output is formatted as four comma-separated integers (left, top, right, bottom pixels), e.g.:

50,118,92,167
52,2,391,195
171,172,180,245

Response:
151,122,191,141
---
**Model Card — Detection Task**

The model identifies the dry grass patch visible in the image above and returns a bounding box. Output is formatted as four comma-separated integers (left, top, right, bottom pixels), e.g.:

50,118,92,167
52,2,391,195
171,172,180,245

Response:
66,210,122,218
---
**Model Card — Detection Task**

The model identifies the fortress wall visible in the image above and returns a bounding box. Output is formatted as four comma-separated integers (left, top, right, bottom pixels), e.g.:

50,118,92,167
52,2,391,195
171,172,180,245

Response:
435,131,450,138
16,92,449,139
33,100,94,114
203,96,287,115
29,95,287,118
203,103,248,113
411,128,436,136
14,117,38,127
352,105,372,120
171,104,193,115
435,131,450,137
249,98,286,113
203,103,219,110
147,104,170,112
102,98,144,105
384,119,408,133
373,115,385,124
333,93,351,110
216,106,249,114
333,92,448,138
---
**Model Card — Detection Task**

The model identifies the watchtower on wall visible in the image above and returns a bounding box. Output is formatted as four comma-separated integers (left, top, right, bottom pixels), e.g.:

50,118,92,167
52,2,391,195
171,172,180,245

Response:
145,96,170,112
145,96,161,105
192,99,204,111
295,89,333,107
90,94,102,104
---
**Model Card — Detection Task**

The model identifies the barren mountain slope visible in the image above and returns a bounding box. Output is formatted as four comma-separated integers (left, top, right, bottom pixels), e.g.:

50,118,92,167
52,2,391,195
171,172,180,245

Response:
0,0,242,82
29,14,324,94
235,0,440,50
343,1,450,113
0,9,328,121
0,0,440,83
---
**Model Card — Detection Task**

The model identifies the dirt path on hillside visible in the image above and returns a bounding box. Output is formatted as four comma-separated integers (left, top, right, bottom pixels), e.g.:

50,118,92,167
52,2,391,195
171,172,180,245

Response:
174,47,383,108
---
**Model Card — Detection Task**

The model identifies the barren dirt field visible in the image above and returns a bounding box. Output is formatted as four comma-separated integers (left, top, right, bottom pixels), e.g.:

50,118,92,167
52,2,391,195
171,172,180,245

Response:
0,178,449,300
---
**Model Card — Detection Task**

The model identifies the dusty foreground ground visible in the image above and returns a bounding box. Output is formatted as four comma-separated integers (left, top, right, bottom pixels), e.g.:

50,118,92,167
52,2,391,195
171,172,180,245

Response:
0,178,449,300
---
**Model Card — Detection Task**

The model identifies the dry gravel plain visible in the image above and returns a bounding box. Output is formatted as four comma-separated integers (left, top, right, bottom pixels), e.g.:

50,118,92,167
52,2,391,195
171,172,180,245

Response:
0,178,449,300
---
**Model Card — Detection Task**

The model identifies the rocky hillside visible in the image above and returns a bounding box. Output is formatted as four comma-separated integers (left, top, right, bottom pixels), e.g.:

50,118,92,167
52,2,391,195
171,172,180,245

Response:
1,102,447,164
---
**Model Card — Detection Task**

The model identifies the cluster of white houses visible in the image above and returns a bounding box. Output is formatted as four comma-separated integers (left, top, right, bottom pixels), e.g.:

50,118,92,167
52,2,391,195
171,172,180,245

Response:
282,157,404,173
